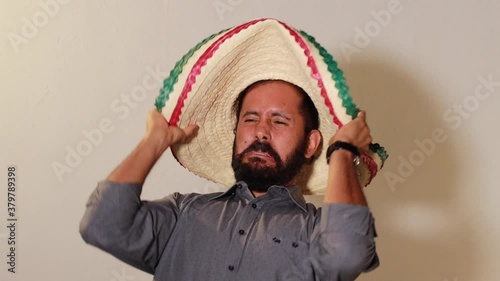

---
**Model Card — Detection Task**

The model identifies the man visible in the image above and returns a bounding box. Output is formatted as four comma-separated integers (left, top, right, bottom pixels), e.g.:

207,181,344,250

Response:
80,18,386,281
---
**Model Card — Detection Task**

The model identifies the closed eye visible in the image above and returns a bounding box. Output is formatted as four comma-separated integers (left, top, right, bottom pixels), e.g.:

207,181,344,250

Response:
271,112,291,126
273,120,287,125
242,111,259,123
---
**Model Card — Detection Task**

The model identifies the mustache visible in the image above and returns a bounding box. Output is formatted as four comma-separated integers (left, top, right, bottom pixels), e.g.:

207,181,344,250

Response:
239,141,282,163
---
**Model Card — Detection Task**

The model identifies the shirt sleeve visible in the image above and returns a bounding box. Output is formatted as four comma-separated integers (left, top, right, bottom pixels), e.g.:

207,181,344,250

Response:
79,180,180,274
309,203,379,281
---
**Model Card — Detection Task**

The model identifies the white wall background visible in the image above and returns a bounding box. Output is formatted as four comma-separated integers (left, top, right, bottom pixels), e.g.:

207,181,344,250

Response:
1,0,499,280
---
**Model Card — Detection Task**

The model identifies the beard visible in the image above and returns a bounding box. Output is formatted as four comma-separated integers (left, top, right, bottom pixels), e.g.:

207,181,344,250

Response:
231,138,308,193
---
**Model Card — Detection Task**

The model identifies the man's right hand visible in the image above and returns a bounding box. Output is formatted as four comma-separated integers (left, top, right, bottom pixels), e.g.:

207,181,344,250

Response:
107,109,198,183
144,109,199,156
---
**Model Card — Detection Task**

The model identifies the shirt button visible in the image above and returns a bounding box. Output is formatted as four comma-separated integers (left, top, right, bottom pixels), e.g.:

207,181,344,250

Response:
239,229,245,235
251,203,257,208
228,265,234,271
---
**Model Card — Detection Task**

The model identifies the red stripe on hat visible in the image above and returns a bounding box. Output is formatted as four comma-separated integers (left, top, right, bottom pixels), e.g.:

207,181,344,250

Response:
170,18,268,126
277,21,378,184
361,153,377,186
276,21,343,129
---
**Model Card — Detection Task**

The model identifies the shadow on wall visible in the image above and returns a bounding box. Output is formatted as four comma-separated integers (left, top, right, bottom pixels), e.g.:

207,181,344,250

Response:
307,51,476,281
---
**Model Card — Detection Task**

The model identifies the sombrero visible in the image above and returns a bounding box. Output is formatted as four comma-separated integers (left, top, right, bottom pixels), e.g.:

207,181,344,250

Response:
155,18,388,195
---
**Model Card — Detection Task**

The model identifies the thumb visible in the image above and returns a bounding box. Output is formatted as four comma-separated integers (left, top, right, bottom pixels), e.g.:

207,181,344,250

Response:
180,124,199,142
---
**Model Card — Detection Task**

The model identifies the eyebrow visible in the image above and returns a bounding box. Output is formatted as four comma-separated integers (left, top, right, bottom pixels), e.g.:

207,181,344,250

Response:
242,110,291,121
242,111,259,117
271,112,291,121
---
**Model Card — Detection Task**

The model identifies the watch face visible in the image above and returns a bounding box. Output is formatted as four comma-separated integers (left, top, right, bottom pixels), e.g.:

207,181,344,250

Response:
353,155,361,166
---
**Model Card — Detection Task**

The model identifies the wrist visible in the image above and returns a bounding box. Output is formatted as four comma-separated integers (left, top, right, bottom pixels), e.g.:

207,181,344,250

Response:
328,150,354,165
142,132,171,157
326,141,360,165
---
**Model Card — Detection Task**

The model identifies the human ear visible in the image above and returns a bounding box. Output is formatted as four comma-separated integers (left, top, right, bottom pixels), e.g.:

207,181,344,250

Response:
305,130,322,159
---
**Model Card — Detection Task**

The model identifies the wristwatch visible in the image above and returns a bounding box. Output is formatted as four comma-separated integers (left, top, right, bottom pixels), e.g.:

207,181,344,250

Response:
326,141,361,165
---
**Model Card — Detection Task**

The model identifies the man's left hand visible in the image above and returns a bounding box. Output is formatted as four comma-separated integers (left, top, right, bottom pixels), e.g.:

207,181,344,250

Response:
329,110,372,153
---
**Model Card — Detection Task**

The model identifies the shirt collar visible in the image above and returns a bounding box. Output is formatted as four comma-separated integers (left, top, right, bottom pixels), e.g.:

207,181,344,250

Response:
209,181,307,212
209,183,240,200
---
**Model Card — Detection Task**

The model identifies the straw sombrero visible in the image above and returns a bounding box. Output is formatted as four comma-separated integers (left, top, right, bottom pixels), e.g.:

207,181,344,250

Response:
155,18,388,195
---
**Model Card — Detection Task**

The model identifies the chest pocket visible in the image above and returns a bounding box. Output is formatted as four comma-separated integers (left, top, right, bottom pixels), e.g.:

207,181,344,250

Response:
265,234,311,267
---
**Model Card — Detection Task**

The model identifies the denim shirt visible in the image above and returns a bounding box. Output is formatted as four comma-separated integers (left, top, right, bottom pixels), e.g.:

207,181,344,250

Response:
80,180,379,280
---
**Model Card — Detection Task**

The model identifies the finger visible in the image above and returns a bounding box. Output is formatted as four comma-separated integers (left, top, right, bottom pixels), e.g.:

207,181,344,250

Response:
148,109,160,122
148,109,168,129
357,111,370,131
356,110,365,121
149,108,161,118
362,133,373,151
360,145,370,153
181,124,199,141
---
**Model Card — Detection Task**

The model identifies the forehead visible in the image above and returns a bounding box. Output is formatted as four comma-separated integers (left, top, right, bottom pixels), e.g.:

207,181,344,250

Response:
240,81,303,113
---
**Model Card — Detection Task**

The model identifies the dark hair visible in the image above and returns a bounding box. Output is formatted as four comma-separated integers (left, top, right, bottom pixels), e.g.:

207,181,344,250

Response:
232,80,320,136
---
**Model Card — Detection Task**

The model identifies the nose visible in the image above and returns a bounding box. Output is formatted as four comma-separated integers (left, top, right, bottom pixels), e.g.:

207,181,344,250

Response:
255,120,271,142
